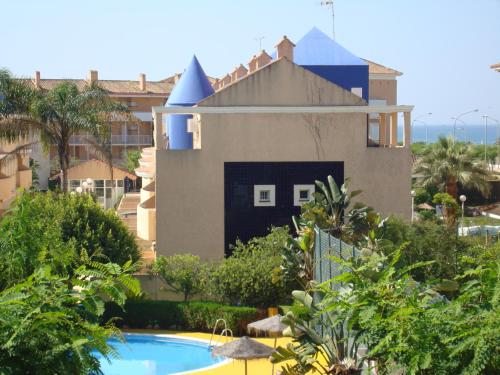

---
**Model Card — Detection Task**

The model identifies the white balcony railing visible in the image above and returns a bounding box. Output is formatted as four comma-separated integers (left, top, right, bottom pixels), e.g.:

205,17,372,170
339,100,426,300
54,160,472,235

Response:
69,135,152,146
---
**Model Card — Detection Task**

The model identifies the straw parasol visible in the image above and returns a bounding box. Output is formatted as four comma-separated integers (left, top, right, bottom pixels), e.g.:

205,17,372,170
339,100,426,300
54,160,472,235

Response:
212,336,274,375
247,314,286,348
247,315,286,374
417,202,434,210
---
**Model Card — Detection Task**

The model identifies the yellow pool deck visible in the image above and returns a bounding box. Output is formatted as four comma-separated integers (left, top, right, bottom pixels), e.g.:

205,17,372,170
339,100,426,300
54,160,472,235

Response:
124,329,294,374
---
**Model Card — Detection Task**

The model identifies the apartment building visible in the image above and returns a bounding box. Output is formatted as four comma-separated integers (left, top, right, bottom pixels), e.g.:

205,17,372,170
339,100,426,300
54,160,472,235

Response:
30,71,175,189
136,27,413,259
0,140,31,215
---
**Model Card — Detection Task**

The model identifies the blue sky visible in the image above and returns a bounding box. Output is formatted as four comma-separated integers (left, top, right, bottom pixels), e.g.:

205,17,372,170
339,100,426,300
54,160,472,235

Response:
1,0,499,124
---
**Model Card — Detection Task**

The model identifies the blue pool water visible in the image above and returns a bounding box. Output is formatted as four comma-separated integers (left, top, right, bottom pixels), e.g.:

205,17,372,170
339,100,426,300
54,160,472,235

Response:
97,334,225,375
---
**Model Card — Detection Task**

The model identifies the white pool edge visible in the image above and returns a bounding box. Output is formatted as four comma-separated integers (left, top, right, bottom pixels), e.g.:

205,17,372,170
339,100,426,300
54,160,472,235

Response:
122,332,233,375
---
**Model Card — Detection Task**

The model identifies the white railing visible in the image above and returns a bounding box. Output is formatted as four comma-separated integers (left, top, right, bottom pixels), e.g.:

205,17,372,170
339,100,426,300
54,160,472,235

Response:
69,135,152,146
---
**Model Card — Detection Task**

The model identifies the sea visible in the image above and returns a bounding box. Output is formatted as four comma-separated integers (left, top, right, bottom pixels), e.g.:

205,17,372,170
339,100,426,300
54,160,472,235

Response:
398,124,499,144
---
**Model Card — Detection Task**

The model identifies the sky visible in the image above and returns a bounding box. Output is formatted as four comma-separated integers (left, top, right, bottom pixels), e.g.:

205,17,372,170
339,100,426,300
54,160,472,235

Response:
1,0,499,124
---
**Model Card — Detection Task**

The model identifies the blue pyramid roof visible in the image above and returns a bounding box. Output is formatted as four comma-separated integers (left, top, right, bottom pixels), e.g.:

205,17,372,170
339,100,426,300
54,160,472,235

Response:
292,27,367,66
167,55,214,106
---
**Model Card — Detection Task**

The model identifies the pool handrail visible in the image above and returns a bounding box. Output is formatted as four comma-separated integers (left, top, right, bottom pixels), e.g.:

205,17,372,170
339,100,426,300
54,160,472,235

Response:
208,319,233,348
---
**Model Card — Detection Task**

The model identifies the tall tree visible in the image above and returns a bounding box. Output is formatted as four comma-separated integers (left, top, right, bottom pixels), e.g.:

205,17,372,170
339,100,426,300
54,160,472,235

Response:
0,69,128,191
414,136,491,199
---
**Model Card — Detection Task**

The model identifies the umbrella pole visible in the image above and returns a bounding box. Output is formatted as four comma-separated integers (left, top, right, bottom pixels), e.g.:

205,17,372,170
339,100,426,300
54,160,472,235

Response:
270,337,277,375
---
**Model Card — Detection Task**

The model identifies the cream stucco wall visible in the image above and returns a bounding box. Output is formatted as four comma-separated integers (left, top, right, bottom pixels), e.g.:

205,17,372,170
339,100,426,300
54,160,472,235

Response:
369,78,397,105
154,59,412,259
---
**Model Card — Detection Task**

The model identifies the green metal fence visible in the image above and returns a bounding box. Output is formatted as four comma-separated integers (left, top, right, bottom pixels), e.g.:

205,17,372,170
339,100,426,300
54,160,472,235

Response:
314,227,360,285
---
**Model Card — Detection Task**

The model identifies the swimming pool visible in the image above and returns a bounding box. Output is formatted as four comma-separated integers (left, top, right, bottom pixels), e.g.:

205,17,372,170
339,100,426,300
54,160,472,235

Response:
97,333,228,375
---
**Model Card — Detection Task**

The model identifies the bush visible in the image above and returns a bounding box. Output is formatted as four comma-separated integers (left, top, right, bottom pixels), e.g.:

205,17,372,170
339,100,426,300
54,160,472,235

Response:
102,300,258,335
151,254,205,302
378,217,469,281
209,227,296,307
0,261,140,375
0,191,139,288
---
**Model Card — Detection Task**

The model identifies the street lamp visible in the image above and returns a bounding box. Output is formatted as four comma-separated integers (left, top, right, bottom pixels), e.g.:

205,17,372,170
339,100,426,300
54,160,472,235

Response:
411,190,416,222
412,112,432,143
81,178,94,193
453,109,478,142
459,194,467,236
483,115,500,167
413,119,429,144
450,117,467,142
490,117,500,167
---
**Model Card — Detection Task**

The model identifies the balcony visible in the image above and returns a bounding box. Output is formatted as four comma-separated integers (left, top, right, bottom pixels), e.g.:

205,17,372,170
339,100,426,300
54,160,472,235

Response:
69,135,153,146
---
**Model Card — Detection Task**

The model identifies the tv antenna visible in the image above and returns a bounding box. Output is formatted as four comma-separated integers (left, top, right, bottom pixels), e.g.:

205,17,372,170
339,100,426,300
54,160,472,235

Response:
254,36,265,50
321,1,335,39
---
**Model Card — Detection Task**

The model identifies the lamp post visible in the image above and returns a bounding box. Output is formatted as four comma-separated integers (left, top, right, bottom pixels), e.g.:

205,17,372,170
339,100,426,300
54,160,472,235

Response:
453,109,478,142
411,190,416,222
459,194,466,236
484,116,500,167
412,112,432,143
413,119,429,144
450,117,467,142
81,178,94,193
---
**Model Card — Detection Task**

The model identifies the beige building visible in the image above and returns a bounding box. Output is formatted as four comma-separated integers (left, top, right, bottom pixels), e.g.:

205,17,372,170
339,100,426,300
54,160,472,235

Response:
136,29,413,260
30,71,175,189
0,141,32,215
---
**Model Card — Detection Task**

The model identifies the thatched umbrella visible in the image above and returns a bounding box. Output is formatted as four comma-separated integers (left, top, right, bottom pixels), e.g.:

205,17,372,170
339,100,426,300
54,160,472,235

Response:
212,336,274,375
247,314,286,347
247,314,286,374
417,202,435,210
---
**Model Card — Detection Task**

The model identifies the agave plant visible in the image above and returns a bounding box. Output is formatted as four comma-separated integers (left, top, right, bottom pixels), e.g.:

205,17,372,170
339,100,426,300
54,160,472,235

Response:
271,290,364,375
314,176,362,238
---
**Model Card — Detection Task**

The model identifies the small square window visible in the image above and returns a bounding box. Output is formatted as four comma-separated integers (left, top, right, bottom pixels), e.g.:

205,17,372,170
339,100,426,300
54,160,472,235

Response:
299,189,309,201
254,185,275,207
294,184,315,206
259,190,270,202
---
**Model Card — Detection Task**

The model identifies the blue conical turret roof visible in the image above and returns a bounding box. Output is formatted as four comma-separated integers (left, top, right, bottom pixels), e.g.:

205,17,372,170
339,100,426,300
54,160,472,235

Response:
167,55,214,106
293,27,366,66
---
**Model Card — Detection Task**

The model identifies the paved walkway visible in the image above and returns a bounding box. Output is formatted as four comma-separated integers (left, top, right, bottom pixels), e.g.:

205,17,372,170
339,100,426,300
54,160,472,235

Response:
117,193,155,267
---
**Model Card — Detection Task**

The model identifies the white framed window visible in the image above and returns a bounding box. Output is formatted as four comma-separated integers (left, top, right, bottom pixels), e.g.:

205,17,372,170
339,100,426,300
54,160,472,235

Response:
294,184,315,206
254,185,275,207
351,87,363,98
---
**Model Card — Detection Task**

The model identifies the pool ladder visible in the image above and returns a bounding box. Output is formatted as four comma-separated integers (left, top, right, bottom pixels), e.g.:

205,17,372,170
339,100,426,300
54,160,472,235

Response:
208,318,233,348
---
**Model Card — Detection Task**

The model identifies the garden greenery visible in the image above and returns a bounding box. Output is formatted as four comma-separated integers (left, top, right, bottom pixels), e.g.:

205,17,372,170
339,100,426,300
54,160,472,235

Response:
0,261,141,375
0,191,140,289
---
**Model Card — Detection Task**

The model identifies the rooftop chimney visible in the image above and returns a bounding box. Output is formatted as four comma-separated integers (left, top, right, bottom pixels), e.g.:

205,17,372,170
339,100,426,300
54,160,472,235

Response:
256,50,272,69
231,67,238,82
248,55,258,73
139,73,146,91
276,35,295,61
213,78,220,91
221,74,231,87
234,64,248,80
34,71,41,89
87,70,98,84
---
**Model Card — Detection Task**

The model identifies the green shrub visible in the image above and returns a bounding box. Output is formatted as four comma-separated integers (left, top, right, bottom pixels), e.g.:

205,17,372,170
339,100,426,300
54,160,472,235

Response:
0,191,139,288
378,217,469,281
209,227,296,307
151,254,206,302
102,300,258,335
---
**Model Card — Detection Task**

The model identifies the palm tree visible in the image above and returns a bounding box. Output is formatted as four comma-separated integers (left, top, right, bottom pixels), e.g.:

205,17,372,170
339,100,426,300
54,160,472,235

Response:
0,69,128,191
413,136,491,199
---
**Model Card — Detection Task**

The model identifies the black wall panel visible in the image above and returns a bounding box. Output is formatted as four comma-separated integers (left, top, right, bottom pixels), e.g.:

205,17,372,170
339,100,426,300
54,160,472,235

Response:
224,161,344,255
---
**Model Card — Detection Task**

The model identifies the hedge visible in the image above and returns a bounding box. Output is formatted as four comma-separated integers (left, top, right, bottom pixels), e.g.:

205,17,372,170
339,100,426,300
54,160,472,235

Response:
102,300,259,335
